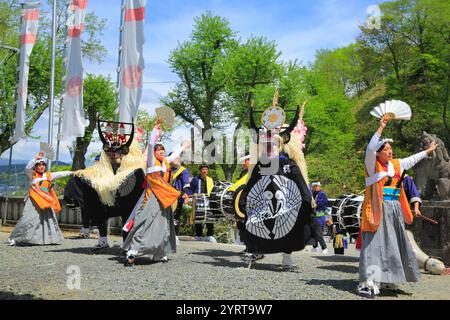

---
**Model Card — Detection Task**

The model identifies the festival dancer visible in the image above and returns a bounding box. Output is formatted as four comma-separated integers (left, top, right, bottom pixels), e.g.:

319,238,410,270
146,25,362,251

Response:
237,97,313,269
122,119,190,266
7,152,73,246
357,116,437,298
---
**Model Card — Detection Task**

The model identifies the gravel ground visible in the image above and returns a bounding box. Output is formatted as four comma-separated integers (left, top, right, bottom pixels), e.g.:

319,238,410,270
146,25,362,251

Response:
0,226,449,300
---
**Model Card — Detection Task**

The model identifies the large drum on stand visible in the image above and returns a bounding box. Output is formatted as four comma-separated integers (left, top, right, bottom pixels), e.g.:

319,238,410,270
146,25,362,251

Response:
190,181,233,224
330,194,363,239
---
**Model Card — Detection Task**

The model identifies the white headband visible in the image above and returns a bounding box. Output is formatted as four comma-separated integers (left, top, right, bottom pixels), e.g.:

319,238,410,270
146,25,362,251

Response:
376,138,393,152
35,158,48,165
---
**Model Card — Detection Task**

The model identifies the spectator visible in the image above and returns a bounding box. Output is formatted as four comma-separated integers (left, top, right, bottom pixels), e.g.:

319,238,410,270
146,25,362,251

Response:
310,182,329,254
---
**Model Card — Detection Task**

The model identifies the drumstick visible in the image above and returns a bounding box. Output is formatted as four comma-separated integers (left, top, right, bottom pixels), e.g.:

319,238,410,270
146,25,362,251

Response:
419,215,438,225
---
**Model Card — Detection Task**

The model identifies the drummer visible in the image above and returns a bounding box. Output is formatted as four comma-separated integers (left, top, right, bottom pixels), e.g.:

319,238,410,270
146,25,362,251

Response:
190,164,217,242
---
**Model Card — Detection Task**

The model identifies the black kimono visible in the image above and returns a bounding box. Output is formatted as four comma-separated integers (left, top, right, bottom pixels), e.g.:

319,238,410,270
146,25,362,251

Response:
238,153,312,254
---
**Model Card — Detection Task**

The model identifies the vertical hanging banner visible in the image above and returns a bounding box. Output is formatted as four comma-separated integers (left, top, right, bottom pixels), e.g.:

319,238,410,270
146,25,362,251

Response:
61,0,88,140
12,2,40,143
118,0,146,123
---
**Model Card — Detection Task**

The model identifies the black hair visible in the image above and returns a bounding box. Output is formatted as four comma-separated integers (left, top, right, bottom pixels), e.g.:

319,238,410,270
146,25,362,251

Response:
199,164,209,170
154,144,165,151
376,142,390,153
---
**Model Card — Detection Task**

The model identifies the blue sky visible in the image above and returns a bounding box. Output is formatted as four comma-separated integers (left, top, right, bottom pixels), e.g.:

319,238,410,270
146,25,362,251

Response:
2,0,383,163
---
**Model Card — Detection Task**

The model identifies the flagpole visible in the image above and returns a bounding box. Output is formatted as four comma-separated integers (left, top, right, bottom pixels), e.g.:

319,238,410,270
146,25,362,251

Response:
3,3,25,226
106,0,125,236
47,0,57,171
55,1,70,168
114,0,125,122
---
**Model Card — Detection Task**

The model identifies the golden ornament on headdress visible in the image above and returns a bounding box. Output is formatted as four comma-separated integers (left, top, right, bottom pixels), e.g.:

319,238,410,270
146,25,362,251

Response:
262,90,285,130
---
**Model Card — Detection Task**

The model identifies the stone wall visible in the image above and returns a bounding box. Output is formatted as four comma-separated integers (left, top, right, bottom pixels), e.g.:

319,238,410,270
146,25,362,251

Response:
408,200,450,265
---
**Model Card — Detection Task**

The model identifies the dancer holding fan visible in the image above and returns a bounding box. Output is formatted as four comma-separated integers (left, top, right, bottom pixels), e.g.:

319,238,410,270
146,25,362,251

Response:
122,111,190,266
358,100,438,298
7,149,73,246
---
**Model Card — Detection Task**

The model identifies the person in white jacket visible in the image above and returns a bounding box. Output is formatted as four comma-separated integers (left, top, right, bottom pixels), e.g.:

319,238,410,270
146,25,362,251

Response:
7,151,73,246
357,116,437,298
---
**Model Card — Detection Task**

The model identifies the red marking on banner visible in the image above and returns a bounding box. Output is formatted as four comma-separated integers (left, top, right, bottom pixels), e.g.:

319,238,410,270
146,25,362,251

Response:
124,7,145,22
67,77,83,97
70,0,87,10
123,66,143,89
68,25,84,38
21,34,37,45
24,9,39,21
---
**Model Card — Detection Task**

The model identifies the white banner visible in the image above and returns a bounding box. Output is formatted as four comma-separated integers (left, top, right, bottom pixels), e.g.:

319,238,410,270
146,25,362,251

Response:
12,3,40,143
61,0,88,140
118,0,146,124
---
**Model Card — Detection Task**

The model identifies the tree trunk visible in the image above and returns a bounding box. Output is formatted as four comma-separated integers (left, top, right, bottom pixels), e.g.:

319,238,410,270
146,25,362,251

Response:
0,125,13,156
71,137,89,170
71,121,95,170
221,164,236,182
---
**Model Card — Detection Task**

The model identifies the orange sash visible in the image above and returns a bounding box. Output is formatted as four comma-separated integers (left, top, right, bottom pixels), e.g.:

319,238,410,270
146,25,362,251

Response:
145,158,180,209
29,172,62,213
361,159,413,232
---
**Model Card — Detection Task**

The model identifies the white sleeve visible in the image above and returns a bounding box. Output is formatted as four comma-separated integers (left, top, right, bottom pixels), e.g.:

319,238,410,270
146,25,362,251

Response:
146,128,160,169
25,158,37,180
399,151,427,172
365,132,381,176
146,140,154,170
149,127,160,145
166,146,184,163
50,171,73,180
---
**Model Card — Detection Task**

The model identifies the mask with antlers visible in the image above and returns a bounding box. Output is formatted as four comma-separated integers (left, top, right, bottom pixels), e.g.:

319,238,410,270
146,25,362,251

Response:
249,91,304,148
97,120,135,164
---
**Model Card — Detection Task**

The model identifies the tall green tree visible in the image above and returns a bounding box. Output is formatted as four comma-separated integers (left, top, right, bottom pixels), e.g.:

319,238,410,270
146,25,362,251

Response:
163,13,291,180
356,0,450,150
163,12,238,180
163,12,237,129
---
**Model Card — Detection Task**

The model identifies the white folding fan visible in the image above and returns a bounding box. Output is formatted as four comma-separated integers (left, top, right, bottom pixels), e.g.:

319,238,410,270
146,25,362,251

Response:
370,100,412,121
40,142,55,160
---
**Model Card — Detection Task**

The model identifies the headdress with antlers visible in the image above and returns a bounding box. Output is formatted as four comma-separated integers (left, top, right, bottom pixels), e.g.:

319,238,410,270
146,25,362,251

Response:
249,91,303,145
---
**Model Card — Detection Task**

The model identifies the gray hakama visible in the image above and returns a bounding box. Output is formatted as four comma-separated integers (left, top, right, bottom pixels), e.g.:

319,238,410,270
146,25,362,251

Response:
359,200,420,285
122,193,176,258
9,199,64,245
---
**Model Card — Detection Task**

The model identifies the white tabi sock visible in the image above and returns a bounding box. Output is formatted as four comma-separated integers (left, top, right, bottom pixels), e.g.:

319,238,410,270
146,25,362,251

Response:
98,236,109,248
80,227,90,236
127,250,138,259
281,253,294,266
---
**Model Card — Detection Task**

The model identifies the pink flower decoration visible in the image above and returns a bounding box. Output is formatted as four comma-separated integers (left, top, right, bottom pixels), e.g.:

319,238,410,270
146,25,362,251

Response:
293,120,307,150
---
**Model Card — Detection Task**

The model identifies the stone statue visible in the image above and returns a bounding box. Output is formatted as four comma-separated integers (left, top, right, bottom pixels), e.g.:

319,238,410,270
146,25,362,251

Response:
413,132,450,200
